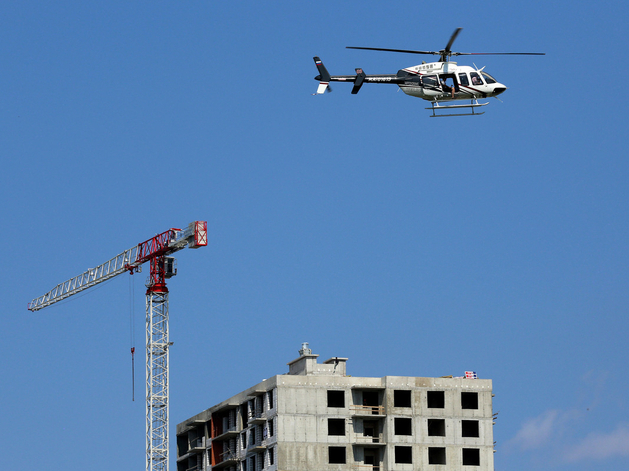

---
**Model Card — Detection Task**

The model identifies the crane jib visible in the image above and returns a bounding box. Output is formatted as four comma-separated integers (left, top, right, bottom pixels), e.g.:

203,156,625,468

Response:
27,221,207,311
26,220,207,471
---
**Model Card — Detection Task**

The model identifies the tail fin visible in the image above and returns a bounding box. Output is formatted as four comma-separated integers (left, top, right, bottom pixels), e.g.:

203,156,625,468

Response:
313,56,332,94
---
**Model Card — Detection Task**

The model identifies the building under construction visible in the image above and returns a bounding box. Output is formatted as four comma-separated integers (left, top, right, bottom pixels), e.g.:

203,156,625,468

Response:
177,344,495,471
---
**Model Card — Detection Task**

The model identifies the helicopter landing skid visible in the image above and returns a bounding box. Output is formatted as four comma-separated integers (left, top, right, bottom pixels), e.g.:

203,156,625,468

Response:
426,100,489,117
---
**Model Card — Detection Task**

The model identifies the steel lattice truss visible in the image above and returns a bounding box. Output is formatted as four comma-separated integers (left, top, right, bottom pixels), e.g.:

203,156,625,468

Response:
27,221,207,471
147,291,170,471
27,246,142,311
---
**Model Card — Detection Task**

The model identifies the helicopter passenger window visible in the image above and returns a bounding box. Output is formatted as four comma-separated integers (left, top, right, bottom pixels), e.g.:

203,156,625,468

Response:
422,75,438,87
458,73,469,86
481,72,497,84
470,72,484,85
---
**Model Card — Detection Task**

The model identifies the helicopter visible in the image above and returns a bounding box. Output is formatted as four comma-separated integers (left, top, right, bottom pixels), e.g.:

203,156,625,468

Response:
313,28,544,117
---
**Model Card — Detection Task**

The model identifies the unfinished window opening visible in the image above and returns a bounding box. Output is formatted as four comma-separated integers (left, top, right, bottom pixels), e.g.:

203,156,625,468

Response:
267,418,274,437
394,390,412,408
461,392,479,409
177,435,188,456
394,417,412,435
328,418,345,436
241,404,248,427
268,447,274,466
428,447,446,465
267,390,274,410
241,432,247,449
427,390,445,408
462,420,479,437
328,390,345,408
328,446,346,464
462,448,480,466
427,419,446,437
395,446,412,464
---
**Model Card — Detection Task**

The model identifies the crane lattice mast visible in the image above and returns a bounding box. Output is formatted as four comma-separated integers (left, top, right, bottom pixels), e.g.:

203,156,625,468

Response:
28,221,208,471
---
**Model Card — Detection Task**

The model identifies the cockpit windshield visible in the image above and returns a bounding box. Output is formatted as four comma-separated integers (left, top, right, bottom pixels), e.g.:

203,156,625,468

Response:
481,72,497,84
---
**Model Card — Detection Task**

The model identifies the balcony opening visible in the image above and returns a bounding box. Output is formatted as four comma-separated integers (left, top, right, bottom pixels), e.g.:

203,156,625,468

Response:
461,392,479,409
428,447,446,465
365,448,380,470
394,390,412,408
363,420,379,442
427,390,445,409
363,390,379,407
462,420,479,437
427,419,445,437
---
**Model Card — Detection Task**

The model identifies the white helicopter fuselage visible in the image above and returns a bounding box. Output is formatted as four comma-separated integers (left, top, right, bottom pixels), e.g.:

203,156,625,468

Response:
397,61,507,101
313,28,543,115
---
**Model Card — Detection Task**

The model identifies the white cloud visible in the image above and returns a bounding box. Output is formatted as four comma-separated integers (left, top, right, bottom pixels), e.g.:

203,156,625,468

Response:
563,423,629,462
509,409,560,451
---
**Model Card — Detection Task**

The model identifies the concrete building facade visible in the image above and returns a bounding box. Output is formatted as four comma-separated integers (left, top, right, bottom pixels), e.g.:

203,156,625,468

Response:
177,344,494,471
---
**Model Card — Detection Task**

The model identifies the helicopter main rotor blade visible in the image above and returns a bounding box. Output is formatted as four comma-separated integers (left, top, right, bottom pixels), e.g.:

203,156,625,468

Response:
347,46,439,55
453,52,546,56
444,27,463,55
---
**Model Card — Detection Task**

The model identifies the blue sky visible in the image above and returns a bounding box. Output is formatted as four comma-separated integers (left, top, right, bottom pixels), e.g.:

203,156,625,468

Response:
2,1,628,470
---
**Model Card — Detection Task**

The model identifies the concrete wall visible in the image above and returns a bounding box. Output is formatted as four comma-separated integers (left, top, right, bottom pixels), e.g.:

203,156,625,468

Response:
177,355,494,471
274,374,493,471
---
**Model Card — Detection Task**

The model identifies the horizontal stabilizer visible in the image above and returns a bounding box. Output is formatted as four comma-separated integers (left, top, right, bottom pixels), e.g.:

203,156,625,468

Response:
351,68,366,94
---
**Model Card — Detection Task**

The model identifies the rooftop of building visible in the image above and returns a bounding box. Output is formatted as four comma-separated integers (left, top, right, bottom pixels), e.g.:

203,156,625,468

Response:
177,342,491,435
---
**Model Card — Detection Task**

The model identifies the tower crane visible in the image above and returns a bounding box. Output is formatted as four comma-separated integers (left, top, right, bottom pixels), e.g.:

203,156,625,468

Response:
28,220,208,471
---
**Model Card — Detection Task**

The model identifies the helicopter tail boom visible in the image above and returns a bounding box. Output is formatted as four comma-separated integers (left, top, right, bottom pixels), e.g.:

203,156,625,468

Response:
313,57,401,95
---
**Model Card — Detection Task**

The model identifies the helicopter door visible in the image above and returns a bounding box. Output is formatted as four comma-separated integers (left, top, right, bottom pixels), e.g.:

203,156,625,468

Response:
420,74,441,97
438,73,459,94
